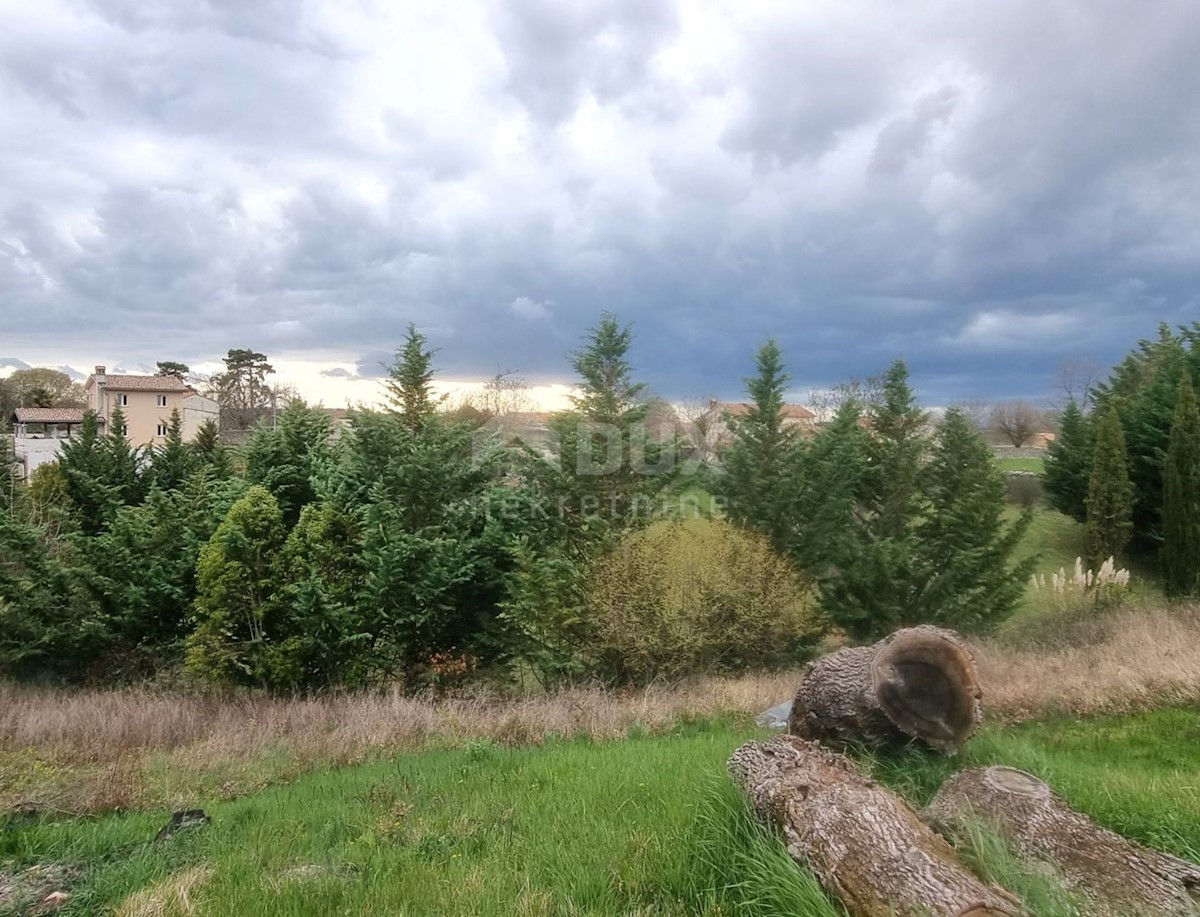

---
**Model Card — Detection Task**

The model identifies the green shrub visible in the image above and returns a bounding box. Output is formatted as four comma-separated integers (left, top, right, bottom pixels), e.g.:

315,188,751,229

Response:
584,518,820,683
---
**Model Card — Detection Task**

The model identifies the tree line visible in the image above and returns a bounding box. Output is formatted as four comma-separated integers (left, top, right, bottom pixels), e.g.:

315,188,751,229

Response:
5,318,1196,691
1043,322,1200,597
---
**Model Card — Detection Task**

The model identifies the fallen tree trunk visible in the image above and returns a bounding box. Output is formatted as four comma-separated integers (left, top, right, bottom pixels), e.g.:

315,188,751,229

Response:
788,625,983,754
926,766,1200,916
727,735,1021,917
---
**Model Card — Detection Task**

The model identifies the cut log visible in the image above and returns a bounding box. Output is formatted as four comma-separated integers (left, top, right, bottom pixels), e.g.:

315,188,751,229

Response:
727,735,1022,917
788,625,983,754
926,766,1200,916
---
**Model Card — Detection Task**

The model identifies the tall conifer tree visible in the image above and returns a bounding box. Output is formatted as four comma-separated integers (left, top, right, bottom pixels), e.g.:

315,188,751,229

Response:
1042,400,1093,522
718,339,800,552
385,323,441,431
1162,375,1200,597
916,408,1035,630
1085,407,1134,570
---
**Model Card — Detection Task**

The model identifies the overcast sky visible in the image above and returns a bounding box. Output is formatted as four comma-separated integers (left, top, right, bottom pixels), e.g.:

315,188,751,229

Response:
1,0,1198,406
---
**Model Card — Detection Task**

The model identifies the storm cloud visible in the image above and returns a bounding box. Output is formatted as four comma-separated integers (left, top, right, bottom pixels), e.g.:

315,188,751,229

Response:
1,0,1198,404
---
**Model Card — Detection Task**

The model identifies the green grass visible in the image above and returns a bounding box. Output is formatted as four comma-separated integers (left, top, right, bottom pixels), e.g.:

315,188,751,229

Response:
996,455,1045,473
4,710,1198,915
1006,504,1084,578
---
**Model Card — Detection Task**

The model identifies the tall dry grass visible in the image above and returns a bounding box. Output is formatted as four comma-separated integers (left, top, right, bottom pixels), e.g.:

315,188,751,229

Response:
3,606,1198,814
976,605,1200,721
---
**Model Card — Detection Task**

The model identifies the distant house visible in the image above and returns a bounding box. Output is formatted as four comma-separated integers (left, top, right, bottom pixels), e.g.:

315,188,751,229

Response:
182,393,220,438
9,407,102,479
84,366,213,446
486,411,556,454
709,399,817,447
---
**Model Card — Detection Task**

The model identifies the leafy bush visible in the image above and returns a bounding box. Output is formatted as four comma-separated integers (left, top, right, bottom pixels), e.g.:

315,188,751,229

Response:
583,518,820,683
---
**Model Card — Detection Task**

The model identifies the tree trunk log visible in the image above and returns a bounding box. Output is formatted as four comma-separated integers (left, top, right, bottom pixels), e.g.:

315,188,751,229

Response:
788,625,983,754
727,735,1022,917
926,766,1200,916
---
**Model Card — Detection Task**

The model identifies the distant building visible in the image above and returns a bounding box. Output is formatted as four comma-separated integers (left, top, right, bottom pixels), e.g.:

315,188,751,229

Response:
84,366,202,446
182,393,220,438
709,399,817,447
9,407,101,479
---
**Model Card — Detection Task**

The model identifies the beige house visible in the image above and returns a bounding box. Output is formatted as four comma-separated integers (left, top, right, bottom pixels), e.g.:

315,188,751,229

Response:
84,366,200,447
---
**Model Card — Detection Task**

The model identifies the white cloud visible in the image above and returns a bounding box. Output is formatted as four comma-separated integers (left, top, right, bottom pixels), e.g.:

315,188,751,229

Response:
1,0,1198,403
510,296,553,321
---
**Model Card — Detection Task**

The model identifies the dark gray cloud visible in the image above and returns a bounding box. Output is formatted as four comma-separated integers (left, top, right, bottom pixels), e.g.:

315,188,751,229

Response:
1,0,1198,406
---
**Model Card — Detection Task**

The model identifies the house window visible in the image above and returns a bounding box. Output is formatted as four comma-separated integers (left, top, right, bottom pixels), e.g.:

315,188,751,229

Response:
119,424,128,436
118,394,129,406
156,395,168,407
157,423,168,436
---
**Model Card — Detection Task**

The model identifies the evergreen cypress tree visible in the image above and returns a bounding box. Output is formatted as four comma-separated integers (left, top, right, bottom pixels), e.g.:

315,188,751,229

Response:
568,313,647,422
1085,407,1134,571
186,485,287,686
821,360,930,637
149,409,195,492
788,398,868,580
916,408,1035,630
193,418,233,478
1090,322,1200,548
544,313,669,533
717,339,800,552
244,402,333,527
59,410,120,535
101,406,144,507
1162,375,1200,598
1,441,19,513
385,323,442,431
866,360,930,538
1042,400,1093,522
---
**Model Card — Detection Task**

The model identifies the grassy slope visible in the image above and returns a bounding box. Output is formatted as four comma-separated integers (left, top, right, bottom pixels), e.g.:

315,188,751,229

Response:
1003,504,1168,630
4,710,1198,916
996,455,1045,473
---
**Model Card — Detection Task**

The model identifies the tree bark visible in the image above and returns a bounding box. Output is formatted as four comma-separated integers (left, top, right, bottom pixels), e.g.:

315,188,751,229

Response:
727,735,1022,917
788,625,983,754
926,766,1200,916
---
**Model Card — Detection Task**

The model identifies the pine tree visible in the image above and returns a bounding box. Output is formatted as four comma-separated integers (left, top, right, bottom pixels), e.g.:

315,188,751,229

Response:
1162,375,1200,597
385,324,442,431
1042,400,1093,522
1085,407,1134,571
718,339,801,552
916,408,1035,631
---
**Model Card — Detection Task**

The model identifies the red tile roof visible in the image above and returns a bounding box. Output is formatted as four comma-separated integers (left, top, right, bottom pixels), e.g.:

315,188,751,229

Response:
713,401,815,421
91,374,191,392
12,407,98,424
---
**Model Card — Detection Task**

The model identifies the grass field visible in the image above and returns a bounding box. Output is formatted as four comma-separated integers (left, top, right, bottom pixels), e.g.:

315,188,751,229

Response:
996,455,1045,473
3,709,1197,915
